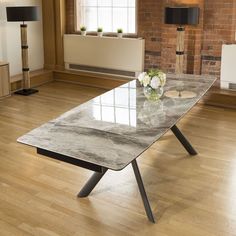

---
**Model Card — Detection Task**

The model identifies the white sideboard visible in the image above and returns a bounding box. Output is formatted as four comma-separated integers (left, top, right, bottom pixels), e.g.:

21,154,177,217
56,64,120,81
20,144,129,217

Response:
221,44,236,90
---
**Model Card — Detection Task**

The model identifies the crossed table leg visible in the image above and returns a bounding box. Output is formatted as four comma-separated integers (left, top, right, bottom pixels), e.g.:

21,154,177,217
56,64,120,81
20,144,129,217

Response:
78,125,197,223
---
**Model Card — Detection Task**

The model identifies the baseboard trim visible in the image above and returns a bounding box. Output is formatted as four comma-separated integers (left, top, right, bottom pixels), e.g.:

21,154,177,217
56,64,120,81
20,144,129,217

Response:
53,70,130,90
202,87,236,109
10,69,54,92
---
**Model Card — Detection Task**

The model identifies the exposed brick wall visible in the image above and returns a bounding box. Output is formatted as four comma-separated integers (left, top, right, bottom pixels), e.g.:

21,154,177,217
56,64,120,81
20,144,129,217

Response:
138,0,204,74
201,0,236,78
65,0,236,80
139,0,236,78
138,1,163,70
164,0,235,78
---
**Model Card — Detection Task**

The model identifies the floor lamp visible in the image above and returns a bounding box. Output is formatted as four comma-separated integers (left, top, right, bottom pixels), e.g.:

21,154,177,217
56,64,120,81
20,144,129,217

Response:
6,6,39,96
164,7,199,98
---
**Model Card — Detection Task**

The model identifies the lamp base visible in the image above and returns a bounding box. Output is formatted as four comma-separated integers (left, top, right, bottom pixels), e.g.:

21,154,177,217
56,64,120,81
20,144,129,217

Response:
15,88,39,96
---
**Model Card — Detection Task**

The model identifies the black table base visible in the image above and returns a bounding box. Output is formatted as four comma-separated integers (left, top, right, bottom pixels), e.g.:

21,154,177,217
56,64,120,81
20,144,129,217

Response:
37,125,197,223
78,169,108,198
132,159,155,223
171,125,198,156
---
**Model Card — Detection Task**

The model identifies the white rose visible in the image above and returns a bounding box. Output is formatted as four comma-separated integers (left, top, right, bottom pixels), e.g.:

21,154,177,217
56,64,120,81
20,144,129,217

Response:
138,72,147,85
150,76,160,89
143,75,151,87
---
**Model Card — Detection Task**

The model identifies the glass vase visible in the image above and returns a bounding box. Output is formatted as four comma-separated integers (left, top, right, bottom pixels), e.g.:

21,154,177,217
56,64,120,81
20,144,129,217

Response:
143,86,164,101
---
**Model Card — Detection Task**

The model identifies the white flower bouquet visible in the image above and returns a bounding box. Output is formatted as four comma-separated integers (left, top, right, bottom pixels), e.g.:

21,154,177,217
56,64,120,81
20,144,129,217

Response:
138,69,167,101
138,69,166,89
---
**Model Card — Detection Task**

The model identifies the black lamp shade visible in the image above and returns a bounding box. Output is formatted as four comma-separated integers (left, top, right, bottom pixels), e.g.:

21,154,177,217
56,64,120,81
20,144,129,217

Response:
165,7,199,25
6,6,39,22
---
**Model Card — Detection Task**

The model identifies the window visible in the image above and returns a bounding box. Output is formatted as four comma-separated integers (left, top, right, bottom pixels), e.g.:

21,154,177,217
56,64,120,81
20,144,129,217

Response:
75,0,137,34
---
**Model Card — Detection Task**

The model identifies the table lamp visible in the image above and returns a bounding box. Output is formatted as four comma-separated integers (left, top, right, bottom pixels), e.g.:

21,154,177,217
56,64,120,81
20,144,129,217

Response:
6,6,40,96
164,6,199,99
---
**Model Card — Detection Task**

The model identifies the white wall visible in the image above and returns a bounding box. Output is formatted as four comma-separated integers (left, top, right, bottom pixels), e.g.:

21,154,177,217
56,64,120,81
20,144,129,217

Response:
0,0,44,76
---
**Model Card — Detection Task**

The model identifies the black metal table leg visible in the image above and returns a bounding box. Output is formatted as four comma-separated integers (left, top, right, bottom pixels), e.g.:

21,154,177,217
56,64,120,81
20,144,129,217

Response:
78,169,108,197
132,160,155,223
171,125,197,156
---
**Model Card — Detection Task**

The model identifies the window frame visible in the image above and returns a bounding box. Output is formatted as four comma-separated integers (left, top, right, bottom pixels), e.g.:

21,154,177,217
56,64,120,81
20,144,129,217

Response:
74,0,138,36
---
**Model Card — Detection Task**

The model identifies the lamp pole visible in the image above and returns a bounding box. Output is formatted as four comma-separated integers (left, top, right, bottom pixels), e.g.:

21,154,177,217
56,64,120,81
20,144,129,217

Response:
20,22,31,90
175,26,185,74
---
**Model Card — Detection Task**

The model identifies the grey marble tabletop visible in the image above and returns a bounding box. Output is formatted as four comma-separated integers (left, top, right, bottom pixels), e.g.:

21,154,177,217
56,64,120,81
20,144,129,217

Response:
18,74,216,171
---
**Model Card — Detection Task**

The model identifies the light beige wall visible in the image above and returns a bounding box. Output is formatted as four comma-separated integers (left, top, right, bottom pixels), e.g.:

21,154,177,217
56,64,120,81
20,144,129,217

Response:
0,0,44,76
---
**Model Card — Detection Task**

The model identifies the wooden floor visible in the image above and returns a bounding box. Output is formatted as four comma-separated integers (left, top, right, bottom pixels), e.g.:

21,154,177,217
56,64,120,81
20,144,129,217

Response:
0,81,236,236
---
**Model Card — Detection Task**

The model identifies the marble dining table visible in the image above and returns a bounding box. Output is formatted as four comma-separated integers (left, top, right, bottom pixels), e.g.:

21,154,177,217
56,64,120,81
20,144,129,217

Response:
18,73,216,223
